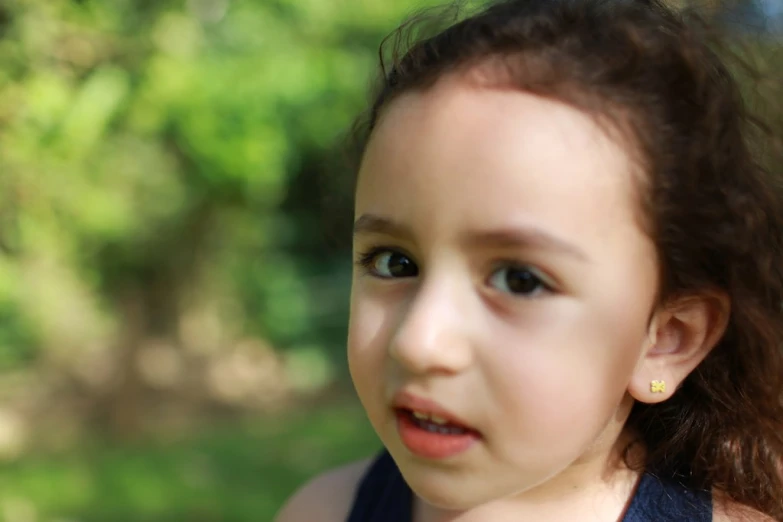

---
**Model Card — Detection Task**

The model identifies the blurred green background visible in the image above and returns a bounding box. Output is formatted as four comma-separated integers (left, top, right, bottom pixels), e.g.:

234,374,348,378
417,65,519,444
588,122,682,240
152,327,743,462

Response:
0,0,447,520
0,0,779,521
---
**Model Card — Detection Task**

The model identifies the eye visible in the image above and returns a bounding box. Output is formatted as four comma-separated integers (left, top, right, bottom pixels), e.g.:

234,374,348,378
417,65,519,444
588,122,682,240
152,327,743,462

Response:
488,265,550,297
358,248,419,278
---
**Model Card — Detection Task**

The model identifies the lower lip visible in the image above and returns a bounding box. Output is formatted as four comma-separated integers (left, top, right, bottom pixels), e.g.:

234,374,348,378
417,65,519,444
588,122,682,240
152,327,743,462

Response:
395,411,479,459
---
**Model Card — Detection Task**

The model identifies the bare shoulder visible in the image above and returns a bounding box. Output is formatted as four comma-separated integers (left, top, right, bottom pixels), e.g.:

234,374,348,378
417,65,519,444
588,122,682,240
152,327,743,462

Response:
273,457,374,522
713,494,776,522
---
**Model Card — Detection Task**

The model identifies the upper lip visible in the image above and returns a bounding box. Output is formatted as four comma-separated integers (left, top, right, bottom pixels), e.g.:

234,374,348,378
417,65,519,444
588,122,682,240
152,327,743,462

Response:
392,390,477,431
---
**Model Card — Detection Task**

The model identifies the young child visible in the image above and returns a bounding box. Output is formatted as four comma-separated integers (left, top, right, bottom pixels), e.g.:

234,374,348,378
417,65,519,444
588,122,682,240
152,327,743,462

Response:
277,0,783,520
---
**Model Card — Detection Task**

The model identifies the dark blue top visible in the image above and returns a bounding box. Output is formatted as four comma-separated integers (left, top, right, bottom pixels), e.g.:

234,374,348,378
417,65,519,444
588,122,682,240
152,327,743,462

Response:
346,451,712,521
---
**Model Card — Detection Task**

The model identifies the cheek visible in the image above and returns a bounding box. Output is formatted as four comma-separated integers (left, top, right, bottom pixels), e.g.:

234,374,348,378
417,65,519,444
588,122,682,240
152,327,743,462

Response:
481,299,648,443
347,285,390,408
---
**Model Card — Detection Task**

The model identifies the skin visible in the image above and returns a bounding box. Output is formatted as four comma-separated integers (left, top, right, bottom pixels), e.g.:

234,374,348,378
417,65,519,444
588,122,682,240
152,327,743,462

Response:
277,72,734,522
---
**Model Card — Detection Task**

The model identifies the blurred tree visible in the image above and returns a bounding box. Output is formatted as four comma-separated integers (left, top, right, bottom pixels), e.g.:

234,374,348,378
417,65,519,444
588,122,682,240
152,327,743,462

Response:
0,0,440,439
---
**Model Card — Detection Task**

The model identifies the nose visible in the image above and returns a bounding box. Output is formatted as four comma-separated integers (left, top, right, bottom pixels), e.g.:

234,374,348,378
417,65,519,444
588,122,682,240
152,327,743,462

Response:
389,277,474,375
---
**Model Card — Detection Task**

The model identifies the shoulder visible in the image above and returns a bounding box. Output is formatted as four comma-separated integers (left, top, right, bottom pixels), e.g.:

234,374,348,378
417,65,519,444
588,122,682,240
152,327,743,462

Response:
273,458,374,522
712,494,776,522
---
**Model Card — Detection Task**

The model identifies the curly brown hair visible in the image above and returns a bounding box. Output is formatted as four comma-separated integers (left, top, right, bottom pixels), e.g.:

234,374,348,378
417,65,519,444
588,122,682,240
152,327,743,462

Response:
350,0,783,518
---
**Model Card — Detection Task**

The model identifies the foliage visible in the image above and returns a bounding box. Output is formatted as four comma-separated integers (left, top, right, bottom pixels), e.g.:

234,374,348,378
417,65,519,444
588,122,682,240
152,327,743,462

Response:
0,398,377,522
0,0,440,433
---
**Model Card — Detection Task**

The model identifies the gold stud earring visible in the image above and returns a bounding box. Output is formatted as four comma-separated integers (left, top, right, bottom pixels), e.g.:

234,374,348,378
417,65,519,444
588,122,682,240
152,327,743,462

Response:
650,380,666,393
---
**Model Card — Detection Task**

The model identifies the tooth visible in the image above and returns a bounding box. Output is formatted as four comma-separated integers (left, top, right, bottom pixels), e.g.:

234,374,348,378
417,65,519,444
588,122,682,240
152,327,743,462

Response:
412,411,428,420
430,416,448,425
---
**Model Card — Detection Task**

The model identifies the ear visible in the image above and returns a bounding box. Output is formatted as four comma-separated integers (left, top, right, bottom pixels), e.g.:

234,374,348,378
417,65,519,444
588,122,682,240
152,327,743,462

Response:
628,290,730,404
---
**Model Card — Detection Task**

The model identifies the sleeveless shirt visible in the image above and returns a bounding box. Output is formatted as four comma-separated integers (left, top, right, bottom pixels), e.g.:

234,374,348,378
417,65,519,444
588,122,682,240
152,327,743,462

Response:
346,450,712,521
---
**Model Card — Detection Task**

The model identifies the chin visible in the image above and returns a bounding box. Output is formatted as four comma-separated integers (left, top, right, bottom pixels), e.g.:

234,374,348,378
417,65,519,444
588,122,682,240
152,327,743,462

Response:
401,465,522,512
412,485,486,512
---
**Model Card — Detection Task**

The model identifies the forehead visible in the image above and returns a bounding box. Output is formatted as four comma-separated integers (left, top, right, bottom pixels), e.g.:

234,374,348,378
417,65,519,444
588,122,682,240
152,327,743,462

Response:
356,77,644,247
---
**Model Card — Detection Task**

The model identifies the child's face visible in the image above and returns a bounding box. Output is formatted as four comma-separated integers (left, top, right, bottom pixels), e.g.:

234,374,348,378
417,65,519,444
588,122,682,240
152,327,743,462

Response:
348,76,660,509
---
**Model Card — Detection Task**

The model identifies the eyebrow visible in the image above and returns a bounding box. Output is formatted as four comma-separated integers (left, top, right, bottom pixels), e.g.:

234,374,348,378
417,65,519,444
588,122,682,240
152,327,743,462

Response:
353,214,415,241
353,213,589,262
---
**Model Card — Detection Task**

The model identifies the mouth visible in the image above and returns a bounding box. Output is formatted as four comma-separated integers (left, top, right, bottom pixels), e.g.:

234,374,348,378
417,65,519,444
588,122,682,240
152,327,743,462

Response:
391,392,481,459
394,408,475,435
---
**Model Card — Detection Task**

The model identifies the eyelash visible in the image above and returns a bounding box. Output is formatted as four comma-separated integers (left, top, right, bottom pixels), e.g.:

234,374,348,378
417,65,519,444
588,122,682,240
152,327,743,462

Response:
355,246,406,274
354,246,556,296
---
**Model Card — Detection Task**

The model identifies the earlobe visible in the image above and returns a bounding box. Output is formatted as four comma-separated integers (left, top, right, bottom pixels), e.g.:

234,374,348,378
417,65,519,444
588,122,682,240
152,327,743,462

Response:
628,291,730,404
